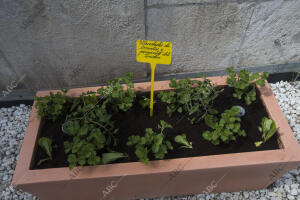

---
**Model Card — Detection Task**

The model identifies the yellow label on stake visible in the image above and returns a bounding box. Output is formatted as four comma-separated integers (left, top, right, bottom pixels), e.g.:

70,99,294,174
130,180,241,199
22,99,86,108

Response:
136,40,172,117
136,40,172,64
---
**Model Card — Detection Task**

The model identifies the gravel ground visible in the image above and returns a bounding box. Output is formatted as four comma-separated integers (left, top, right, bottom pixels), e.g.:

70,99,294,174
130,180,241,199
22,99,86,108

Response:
0,81,299,200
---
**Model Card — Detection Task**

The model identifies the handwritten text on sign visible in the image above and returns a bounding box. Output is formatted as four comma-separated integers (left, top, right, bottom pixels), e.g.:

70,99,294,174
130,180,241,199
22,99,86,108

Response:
136,40,172,65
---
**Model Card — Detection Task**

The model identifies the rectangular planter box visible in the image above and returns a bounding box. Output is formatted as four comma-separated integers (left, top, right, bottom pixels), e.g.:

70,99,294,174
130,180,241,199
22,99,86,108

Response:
12,76,300,200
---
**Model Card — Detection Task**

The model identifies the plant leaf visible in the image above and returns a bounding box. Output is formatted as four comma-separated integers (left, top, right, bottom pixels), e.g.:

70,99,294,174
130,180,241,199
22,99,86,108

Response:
102,152,127,164
254,141,263,147
37,158,50,166
38,137,53,159
174,134,192,149
135,146,149,165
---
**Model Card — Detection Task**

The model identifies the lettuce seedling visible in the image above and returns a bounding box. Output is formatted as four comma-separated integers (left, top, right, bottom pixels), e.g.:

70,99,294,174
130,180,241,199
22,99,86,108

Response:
38,137,53,159
37,137,53,165
127,120,173,165
35,89,70,121
255,117,278,147
203,106,246,145
102,152,127,164
174,134,192,149
226,67,269,105
158,77,222,124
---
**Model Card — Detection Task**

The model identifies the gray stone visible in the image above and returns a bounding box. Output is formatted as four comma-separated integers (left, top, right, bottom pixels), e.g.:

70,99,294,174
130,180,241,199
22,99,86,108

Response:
268,192,277,197
285,178,293,185
288,194,295,200
243,191,249,198
290,169,299,176
283,173,294,179
291,189,298,196
291,184,299,189
2,175,8,181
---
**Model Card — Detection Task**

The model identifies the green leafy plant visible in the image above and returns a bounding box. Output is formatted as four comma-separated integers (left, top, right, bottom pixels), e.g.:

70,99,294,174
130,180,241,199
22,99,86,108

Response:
97,72,136,112
203,106,246,145
158,77,222,124
255,117,278,147
35,89,70,121
63,92,121,170
38,137,53,165
66,91,119,143
174,134,192,149
34,73,135,168
127,120,173,165
226,67,269,105
139,96,155,109
64,123,103,170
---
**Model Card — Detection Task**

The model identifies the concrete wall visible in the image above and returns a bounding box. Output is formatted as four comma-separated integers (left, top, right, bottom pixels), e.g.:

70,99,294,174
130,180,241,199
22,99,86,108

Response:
0,0,146,91
147,0,300,75
0,0,300,92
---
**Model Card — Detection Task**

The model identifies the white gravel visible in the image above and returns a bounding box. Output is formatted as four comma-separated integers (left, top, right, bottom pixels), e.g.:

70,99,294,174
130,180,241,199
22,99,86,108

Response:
0,104,37,200
0,81,299,200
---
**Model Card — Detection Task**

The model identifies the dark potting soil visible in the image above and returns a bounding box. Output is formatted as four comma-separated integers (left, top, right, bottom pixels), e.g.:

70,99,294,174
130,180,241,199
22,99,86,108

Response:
32,87,279,169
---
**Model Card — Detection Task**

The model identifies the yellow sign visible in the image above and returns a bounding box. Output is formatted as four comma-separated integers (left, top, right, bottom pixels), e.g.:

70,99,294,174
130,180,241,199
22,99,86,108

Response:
136,40,172,64
136,40,173,117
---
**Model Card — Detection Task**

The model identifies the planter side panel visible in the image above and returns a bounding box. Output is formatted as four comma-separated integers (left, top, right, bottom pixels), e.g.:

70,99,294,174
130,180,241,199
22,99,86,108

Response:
17,161,299,200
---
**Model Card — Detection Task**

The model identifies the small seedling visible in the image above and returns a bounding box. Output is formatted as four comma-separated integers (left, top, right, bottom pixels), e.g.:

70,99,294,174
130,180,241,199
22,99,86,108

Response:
158,77,222,124
38,137,53,165
97,72,136,112
127,120,173,165
174,134,192,149
139,96,155,109
255,117,278,147
226,67,269,105
63,121,107,170
203,106,246,145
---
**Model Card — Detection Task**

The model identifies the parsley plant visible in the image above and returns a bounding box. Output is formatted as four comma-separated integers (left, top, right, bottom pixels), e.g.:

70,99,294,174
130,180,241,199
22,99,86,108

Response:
127,120,173,165
226,67,269,105
203,106,246,145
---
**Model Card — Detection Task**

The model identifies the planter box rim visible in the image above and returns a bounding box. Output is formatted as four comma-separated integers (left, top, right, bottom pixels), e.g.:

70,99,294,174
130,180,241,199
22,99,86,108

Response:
13,76,300,190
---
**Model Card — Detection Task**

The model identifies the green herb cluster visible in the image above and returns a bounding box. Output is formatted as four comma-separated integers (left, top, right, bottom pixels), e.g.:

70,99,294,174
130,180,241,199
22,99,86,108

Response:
158,77,222,124
35,89,70,121
63,92,123,169
61,73,136,169
34,69,275,169
97,72,135,112
127,120,173,165
226,67,269,105
203,106,246,145
139,96,154,109
35,73,136,170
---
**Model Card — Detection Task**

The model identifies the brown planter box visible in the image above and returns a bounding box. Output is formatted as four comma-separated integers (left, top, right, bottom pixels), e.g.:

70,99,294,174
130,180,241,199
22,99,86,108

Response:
12,76,300,200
